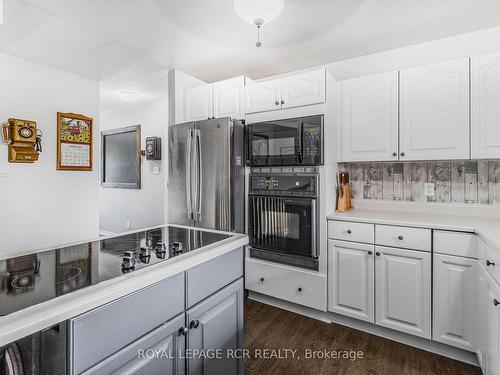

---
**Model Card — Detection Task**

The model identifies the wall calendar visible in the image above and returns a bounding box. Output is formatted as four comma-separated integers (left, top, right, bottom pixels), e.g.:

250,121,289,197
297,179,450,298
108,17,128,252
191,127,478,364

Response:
57,112,93,171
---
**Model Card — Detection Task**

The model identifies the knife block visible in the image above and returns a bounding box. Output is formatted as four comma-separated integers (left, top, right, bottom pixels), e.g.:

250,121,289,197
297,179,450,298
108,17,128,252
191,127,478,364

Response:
336,183,353,213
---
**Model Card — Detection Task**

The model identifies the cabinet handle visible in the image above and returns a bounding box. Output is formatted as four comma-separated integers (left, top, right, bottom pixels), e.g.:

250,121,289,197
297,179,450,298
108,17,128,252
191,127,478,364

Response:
398,235,404,240
368,251,373,255
190,320,200,329
375,252,381,256
260,277,265,282
346,230,352,234
487,260,496,267
297,287,303,292
275,101,280,105
400,152,406,157
281,100,285,105
392,152,397,157
178,327,189,336
494,299,500,306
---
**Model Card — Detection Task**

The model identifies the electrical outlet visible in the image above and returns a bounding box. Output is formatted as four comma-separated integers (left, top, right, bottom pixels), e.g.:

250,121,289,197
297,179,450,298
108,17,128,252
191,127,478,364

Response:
126,221,132,229
153,166,160,175
424,183,435,197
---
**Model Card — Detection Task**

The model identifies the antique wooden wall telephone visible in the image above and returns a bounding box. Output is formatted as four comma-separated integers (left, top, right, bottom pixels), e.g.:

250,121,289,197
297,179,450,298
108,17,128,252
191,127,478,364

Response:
2,118,42,163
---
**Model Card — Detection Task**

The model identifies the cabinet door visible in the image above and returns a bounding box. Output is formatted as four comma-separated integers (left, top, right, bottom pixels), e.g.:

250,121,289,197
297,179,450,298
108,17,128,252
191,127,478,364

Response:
281,69,326,109
433,254,475,351
84,314,186,375
476,265,490,374
213,76,245,120
186,278,244,375
245,79,281,114
341,72,398,161
486,277,500,375
471,52,500,159
375,246,431,338
400,58,470,160
184,84,213,121
328,240,374,322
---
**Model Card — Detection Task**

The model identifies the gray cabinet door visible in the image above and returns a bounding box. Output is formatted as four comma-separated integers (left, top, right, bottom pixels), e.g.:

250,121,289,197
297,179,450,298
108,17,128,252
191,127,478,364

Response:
83,314,186,375
186,278,244,375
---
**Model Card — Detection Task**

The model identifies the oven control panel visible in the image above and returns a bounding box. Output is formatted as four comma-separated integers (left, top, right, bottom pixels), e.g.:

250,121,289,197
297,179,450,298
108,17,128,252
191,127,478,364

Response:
250,174,318,196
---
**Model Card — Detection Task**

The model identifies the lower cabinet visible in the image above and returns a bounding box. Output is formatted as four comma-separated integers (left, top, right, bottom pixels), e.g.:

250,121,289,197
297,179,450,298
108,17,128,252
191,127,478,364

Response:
375,246,431,339
433,254,476,351
328,240,374,322
83,314,186,375
186,278,244,375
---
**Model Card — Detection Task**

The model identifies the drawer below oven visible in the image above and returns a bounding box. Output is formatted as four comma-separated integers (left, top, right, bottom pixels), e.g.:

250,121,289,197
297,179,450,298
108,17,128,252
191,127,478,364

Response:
245,258,327,311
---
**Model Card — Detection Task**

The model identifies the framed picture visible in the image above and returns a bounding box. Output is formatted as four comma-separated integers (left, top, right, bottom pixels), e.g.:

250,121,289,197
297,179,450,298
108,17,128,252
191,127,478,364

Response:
57,112,93,171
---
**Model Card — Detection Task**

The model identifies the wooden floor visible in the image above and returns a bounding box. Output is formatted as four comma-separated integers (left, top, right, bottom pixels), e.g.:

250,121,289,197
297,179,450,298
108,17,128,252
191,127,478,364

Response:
244,300,481,375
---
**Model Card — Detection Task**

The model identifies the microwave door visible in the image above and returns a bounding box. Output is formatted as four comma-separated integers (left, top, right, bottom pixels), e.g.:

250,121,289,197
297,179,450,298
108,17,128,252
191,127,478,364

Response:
168,122,196,226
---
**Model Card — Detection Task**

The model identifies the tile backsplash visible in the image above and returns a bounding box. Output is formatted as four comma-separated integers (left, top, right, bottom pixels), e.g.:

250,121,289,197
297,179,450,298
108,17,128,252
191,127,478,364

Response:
338,160,500,205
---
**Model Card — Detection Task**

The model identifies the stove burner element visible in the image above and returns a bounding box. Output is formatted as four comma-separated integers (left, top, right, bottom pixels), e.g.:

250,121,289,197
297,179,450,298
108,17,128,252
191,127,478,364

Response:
56,265,82,285
121,251,136,271
10,273,35,290
172,242,184,254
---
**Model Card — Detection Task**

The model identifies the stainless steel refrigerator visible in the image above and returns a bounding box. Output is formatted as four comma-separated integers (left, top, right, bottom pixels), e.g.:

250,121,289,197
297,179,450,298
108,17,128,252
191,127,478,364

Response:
168,117,245,233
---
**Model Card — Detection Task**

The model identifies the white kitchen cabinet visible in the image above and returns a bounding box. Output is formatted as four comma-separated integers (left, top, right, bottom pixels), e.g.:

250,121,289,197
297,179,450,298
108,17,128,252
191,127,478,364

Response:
184,76,245,122
375,246,431,339
433,254,475,351
245,79,282,113
399,58,470,160
212,76,245,120
476,264,490,373
486,278,500,375
245,69,326,114
281,69,326,109
184,84,213,122
341,72,399,161
328,240,374,322
471,52,500,159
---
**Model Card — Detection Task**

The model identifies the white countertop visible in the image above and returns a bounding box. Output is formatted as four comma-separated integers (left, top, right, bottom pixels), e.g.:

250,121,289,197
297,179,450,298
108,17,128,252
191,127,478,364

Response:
327,200,500,251
0,225,248,347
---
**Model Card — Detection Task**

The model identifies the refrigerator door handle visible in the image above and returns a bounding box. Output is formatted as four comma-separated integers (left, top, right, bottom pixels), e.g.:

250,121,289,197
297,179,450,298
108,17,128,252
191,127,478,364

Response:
194,129,203,221
185,129,194,220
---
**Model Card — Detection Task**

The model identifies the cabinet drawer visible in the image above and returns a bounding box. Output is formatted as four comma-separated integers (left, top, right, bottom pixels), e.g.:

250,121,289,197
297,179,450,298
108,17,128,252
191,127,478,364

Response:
186,248,243,308
328,220,374,244
375,225,431,252
434,230,478,258
245,258,327,311
484,244,500,285
70,273,185,375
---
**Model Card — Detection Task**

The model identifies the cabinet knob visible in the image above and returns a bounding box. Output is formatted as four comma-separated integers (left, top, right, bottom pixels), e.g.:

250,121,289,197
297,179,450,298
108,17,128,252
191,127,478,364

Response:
398,235,404,240
375,252,381,256
260,277,265,282
190,320,200,329
281,100,285,105
368,251,373,255
346,229,352,234
400,152,406,157
487,260,496,267
392,152,397,157
275,101,280,105
178,327,189,336
297,287,303,292
494,299,500,306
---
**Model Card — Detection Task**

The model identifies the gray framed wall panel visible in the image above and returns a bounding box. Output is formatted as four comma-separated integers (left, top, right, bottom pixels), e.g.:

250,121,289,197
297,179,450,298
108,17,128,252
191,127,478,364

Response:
186,278,244,375
186,248,243,308
70,273,185,374
82,314,186,375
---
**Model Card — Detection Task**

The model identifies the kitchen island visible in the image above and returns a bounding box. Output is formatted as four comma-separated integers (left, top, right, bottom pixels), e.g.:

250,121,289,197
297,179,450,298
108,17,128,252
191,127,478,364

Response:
0,224,248,374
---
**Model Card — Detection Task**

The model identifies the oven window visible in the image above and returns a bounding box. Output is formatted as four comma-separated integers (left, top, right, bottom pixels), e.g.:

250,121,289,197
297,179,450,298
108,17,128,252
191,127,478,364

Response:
250,196,314,258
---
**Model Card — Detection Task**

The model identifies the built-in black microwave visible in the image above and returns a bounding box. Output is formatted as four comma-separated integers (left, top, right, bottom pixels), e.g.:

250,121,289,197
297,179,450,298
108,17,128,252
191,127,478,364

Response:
248,115,324,167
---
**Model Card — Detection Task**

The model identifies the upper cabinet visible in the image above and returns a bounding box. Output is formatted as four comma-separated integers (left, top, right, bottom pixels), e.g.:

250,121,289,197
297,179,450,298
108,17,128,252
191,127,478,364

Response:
341,72,398,162
471,52,500,159
245,69,326,114
399,58,470,161
184,76,245,122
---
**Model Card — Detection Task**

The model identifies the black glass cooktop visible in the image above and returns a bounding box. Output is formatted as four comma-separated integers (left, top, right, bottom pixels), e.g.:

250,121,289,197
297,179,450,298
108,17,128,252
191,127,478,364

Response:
0,226,230,316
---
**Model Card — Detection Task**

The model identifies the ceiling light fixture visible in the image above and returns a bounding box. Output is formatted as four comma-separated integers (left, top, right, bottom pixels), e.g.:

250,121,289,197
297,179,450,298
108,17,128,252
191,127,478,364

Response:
233,0,284,48
116,91,143,102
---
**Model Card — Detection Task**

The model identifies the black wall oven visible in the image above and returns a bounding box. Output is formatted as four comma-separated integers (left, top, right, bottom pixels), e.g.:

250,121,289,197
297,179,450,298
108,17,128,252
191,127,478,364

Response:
248,173,319,270
248,115,323,167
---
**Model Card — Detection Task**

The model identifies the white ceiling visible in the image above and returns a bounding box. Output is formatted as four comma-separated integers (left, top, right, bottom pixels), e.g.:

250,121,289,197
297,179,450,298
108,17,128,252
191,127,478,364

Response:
2,0,500,111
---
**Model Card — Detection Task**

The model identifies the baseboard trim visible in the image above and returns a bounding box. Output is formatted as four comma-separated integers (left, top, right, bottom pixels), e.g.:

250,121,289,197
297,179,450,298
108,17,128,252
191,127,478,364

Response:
247,292,479,367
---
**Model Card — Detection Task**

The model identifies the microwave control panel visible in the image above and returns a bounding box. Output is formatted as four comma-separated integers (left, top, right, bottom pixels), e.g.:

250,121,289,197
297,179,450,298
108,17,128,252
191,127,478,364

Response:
303,125,322,157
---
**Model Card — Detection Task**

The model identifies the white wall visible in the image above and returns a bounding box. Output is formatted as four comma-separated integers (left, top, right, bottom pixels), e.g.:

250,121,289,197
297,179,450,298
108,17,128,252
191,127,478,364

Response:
100,100,167,233
0,52,100,257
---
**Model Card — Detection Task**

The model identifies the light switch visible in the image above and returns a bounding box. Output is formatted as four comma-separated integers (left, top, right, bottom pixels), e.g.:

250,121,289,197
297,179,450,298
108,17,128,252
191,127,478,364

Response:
153,166,160,175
